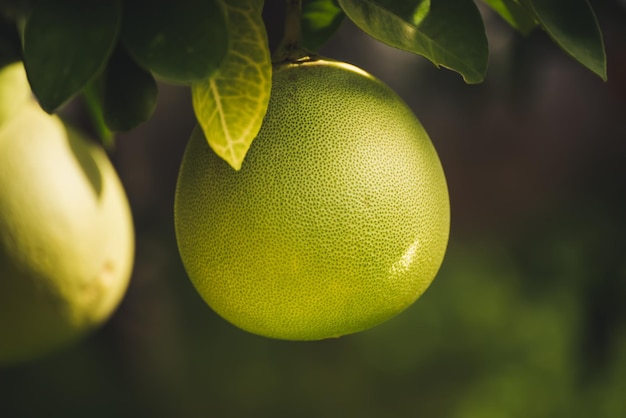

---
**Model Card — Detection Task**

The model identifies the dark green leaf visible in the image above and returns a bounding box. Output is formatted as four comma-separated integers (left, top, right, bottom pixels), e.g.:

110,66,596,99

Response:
524,0,606,80
103,46,158,132
337,0,488,83
22,0,121,113
302,0,345,51
121,0,229,84
0,17,21,67
482,0,538,35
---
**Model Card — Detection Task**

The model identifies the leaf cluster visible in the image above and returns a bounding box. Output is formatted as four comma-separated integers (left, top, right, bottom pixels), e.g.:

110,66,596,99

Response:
0,0,608,169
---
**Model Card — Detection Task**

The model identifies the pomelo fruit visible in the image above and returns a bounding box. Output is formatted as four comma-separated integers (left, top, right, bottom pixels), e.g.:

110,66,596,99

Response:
0,62,135,366
175,57,449,340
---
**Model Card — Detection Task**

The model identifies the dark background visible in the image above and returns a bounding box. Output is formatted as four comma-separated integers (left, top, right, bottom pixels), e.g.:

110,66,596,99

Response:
1,1,626,417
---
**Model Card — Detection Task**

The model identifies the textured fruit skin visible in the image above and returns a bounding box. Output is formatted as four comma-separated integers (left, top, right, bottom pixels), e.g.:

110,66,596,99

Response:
0,63,135,366
175,58,449,340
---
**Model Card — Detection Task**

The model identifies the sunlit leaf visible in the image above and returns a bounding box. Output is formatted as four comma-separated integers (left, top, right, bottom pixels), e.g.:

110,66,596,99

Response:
524,0,606,80
192,0,271,170
302,0,346,51
482,0,538,35
22,0,121,112
103,46,158,132
122,0,228,84
337,0,488,83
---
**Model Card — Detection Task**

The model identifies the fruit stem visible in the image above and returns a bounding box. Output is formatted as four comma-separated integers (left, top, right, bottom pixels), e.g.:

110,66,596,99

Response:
283,0,302,47
272,0,313,64
81,83,115,150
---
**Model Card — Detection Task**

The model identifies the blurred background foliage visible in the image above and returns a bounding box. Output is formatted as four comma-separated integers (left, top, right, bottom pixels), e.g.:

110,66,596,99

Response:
1,1,626,417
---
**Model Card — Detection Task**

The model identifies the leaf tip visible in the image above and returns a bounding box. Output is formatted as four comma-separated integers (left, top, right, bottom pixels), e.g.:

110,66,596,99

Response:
36,98,58,114
227,157,243,171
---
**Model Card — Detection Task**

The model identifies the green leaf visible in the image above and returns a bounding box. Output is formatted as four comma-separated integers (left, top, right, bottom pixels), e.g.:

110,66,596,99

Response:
302,0,346,52
482,0,538,35
192,0,271,171
21,0,121,112
337,0,488,83
524,0,607,80
121,0,228,84
0,17,21,68
103,46,158,132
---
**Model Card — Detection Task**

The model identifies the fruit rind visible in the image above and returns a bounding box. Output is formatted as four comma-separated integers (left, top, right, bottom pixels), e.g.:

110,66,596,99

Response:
175,59,449,340
0,63,134,366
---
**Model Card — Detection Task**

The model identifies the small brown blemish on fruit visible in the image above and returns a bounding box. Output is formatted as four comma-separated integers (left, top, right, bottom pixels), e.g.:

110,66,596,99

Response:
81,261,115,307
101,260,115,282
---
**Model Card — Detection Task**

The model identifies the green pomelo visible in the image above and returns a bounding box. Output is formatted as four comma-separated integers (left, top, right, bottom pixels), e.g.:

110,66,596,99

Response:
0,62,31,126
0,62,135,366
175,58,450,340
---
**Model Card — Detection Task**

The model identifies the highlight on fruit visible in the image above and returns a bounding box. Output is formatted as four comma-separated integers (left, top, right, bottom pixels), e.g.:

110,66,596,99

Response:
174,56,450,340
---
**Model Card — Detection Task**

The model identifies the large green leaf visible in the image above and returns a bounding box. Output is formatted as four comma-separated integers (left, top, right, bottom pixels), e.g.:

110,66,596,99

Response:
302,0,346,52
122,0,228,84
191,0,271,171
103,46,158,132
482,0,537,35
21,0,121,112
337,0,488,83
524,0,606,80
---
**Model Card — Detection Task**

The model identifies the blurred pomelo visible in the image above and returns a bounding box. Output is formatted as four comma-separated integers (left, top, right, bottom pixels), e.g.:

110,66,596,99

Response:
175,58,449,340
0,62,134,366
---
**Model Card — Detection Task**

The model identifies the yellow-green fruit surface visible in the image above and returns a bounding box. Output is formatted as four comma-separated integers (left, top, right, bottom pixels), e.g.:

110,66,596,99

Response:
175,58,450,340
0,62,135,366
